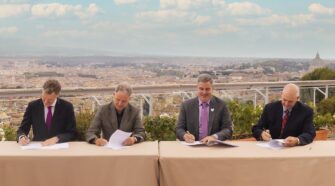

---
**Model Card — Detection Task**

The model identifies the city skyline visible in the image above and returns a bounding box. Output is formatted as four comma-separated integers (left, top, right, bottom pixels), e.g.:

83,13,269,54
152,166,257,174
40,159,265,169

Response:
1,0,335,58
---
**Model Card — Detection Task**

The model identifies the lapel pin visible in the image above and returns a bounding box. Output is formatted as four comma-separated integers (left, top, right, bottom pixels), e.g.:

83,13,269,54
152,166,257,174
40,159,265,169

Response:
211,108,214,112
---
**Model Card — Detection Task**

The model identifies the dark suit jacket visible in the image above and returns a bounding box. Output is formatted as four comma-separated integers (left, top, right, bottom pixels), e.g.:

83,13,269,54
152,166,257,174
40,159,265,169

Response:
16,98,77,142
86,102,145,143
176,96,232,141
252,101,315,145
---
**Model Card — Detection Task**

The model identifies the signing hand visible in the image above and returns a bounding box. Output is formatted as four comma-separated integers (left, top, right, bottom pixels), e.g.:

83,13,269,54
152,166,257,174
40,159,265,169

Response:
18,135,30,146
183,132,195,143
261,130,272,141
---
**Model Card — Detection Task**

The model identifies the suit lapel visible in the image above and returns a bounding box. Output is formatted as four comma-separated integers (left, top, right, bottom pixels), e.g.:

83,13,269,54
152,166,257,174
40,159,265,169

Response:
109,103,119,130
208,97,215,135
193,98,200,139
50,100,60,132
282,102,297,135
119,105,129,131
38,99,49,133
277,101,286,138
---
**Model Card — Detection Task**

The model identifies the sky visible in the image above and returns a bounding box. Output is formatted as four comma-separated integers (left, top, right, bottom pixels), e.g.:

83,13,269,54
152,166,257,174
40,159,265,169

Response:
0,0,335,58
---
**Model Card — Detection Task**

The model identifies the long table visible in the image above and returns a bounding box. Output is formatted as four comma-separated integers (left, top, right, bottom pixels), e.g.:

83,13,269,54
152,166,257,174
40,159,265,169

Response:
0,141,159,186
159,141,335,186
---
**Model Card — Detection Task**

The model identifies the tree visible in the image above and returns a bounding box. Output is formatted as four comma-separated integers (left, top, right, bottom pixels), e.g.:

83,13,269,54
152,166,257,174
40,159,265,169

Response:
300,67,335,103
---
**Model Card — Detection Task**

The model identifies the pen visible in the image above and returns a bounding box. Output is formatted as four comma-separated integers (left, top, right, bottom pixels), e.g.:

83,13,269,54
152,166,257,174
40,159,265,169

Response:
186,131,195,141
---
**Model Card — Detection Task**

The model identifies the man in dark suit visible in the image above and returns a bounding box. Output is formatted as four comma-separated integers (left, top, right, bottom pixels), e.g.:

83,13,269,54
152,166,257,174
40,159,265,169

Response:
86,83,145,146
176,74,232,144
17,79,77,146
252,83,315,146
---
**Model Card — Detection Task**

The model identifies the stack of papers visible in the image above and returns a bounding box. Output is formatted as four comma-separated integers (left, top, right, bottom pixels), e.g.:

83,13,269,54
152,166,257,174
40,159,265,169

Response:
257,139,285,150
105,129,132,150
21,143,69,150
181,140,237,147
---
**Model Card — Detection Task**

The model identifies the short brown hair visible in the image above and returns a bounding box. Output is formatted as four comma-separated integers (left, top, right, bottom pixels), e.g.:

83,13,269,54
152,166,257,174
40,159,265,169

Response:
43,79,61,94
197,74,213,84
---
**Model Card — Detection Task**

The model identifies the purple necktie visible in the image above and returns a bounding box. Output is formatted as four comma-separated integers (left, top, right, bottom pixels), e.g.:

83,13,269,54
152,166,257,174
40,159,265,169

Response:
199,102,209,140
46,106,52,130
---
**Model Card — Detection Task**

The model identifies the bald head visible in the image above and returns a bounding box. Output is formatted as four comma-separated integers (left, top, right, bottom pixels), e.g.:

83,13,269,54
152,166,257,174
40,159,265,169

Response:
281,83,300,110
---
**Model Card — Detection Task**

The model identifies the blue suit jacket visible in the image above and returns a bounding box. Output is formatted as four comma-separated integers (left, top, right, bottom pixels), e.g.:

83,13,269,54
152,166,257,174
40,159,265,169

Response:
252,101,315,145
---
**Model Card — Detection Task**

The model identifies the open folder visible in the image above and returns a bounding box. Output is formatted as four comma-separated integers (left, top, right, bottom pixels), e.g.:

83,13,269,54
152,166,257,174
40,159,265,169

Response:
181,140,237,147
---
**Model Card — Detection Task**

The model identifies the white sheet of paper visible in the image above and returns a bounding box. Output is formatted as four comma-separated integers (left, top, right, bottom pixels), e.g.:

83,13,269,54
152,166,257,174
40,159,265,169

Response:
106,129,132,150
180,141,203,146
21,143,69,150
257,139,285,150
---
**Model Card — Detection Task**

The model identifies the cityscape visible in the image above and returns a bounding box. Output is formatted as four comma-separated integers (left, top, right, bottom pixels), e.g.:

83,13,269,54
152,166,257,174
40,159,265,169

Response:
0,52,333,127
1,1,335,185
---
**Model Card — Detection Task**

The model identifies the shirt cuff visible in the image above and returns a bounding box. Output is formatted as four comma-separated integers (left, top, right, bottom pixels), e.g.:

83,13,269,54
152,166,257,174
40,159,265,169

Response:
212,134,219,140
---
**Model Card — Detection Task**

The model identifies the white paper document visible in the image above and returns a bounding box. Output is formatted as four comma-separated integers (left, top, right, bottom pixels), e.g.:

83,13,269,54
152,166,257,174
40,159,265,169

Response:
21,143,69,150
257,139,285,150
105,129,132,150
180,141,203,146
180,140,237,147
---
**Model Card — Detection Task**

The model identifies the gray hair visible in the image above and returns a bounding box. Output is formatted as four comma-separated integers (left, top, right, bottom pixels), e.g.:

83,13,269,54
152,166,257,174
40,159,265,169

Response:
43,79,61,94
197,74,213,84
115,83,133,96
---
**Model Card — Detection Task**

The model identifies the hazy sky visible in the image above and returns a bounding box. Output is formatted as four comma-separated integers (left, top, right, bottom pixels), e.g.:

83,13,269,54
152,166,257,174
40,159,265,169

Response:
0,0,334,58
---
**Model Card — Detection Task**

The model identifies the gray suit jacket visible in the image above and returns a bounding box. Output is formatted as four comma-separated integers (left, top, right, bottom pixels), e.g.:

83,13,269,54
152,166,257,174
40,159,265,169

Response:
176,96,232,141
86,102,145,143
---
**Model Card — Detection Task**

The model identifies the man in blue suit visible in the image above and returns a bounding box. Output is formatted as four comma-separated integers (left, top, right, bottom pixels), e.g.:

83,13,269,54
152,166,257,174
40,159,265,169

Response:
176,74,232,144
252,83,315,146
17,79,77,146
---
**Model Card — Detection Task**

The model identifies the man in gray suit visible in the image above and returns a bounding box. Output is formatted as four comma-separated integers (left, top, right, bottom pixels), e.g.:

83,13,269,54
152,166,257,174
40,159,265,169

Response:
176,74,232,143
86,83,145,146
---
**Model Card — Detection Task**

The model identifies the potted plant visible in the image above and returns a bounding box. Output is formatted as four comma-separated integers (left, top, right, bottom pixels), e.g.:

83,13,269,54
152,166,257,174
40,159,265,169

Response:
313,113,335,140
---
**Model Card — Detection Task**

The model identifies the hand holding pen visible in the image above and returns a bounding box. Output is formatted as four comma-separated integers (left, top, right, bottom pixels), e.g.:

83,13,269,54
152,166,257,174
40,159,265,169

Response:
261,129,272,141
183,131,195,143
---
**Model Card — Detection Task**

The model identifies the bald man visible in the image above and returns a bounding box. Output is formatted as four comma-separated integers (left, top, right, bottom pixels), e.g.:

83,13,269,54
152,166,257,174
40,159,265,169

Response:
252,83,316,146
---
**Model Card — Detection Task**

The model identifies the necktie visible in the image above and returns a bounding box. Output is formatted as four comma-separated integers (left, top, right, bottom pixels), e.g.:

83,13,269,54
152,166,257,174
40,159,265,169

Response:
280,110,289,137
199,102,209,140
46,106,52,130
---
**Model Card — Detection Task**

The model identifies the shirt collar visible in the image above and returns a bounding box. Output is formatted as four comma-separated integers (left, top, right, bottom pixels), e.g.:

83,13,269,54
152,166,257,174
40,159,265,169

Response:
282,106,292,113
198,98,210,106
47,98,57,108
